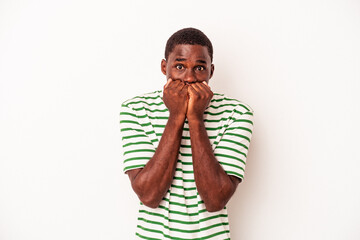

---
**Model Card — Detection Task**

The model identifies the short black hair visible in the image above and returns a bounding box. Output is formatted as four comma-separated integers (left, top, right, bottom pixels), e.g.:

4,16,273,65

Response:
165,28,213,62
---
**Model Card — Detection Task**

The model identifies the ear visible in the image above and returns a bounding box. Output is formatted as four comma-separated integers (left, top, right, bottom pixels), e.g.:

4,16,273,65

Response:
161,59,167,75
209,64,215,79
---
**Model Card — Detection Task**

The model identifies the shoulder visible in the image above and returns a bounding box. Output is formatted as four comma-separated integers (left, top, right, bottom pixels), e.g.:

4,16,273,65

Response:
211,92,254,115
121,90,163,109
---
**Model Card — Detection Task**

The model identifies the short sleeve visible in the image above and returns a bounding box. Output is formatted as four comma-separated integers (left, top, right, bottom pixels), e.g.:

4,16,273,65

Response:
120,103,156,173
214,109,254,180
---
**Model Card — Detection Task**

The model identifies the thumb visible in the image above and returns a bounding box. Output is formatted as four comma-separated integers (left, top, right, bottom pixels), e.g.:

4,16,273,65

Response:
164,78,172,88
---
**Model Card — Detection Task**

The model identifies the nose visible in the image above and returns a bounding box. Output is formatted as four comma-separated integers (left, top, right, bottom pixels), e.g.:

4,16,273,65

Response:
183,70,197,83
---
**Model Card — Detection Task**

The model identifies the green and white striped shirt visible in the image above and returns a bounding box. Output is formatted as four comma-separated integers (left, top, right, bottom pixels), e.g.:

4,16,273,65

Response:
120,90,254,239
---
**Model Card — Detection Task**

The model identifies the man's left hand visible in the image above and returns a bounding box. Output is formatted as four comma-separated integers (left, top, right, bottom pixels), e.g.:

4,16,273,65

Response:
186,82,213,121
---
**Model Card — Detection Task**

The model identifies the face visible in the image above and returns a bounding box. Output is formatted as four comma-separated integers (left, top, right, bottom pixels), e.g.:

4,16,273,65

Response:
161,44,214,84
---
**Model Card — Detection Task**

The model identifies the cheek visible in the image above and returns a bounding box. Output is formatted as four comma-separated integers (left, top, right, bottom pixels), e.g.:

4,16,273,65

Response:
167,68,183,79
197,70,211,79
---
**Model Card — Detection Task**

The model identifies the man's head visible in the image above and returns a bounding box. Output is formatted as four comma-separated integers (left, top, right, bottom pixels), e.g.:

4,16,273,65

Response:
164,28,213,63
161,28,214,84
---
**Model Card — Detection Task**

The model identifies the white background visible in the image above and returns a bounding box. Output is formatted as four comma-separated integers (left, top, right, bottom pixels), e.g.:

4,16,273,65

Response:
1,0,359,239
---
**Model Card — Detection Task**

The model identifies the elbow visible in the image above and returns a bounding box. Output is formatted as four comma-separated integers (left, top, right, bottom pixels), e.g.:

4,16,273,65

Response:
134,186,163,208
204,199,226,212
203,184,236,212
132,180,163,209
140,196,162,209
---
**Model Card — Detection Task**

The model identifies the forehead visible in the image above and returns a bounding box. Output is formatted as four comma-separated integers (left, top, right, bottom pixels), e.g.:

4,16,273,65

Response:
169,44,211,62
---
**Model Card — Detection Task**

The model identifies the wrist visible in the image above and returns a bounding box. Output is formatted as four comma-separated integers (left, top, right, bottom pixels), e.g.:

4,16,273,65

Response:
168,113,186,126
187,113,204,124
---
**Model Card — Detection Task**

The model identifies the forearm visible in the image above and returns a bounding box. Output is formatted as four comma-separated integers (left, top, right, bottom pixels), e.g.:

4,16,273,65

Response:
188,118,237,212
130,115,185,208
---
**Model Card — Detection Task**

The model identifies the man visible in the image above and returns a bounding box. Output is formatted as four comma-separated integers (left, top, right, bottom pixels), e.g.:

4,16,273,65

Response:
120,28,254,239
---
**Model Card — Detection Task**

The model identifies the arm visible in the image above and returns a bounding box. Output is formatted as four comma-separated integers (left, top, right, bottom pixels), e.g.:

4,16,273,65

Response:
187,82,240,212
127,79,188,208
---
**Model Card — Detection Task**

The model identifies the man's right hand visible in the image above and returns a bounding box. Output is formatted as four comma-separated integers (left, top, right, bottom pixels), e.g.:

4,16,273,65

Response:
126,78,188,208
163,79,188,120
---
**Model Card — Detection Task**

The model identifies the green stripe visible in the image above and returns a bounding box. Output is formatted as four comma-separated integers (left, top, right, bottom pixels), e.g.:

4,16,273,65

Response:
123,93,162,106
175,168,193,174
204,110,232,116
153,124,166,128
180,144,191,148
179,152,192,157
180,125,228,131
171,184,196,191
227,126,253,134
120,120,140,125
136,232,161,240
125,100,164,106
177,160,193,165
121,128,156,137
208,103,238,109
136,230,230,240
124,149,155,155
218,161,245,171
159,199,204,208
174,177,195,182
215,146,247,158
234,119,253,125
139,209,227,225
124,156,151,163
158,205,207,216
120,111,137,117
224,132,250,142
204,117,228,123
225,171,244,179
122,134,148,140
124,164,145,172
169,192,197,200
133,106,168,113
137,225,230,240
120,111,169,120
210,97,250,111
123,141,153,148
138,218,229,233
215,153,246,165
234,109,253,115
121,127,144,133
120,120,151,127
149,116,169,120
220,138,249,150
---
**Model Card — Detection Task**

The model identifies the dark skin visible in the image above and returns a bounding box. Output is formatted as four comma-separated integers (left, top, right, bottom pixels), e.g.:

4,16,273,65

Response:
126,44,241,212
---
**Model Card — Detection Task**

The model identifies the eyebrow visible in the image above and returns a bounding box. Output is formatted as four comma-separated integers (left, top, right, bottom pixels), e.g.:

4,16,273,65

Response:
174,58,207,64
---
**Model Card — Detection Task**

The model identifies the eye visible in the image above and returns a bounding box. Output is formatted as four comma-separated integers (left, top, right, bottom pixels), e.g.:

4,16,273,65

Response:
196,66,205,71
176,64,184,70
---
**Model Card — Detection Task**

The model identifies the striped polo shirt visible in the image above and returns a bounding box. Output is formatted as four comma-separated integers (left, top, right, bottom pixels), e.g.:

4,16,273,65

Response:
120,90,254,239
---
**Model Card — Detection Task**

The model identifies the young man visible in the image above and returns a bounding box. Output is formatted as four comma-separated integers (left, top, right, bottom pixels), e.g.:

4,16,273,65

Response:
120,28,254,239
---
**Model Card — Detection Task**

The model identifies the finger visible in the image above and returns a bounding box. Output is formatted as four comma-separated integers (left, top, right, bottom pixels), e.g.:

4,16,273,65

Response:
202,81,211,90
196,82,212,94
180,83,188,92
179,81,187,91
187,84,200,97
164,78,172,88
189,82,204,93
191,82,213,99
167,79,182,90
172,79,182,88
